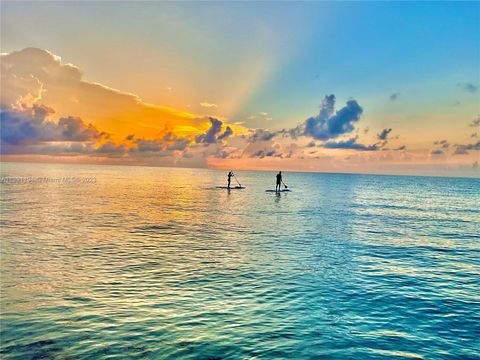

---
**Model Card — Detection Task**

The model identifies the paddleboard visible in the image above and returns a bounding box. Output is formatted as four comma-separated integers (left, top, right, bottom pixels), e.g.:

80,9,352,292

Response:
216,186,246,189
265,189,291,192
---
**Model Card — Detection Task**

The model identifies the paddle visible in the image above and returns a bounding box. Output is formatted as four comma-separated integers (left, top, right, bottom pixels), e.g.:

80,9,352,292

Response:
232,173,242,187
282,180,288,189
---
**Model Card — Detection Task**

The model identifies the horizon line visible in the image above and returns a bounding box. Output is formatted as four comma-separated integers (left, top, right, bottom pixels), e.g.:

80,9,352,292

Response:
1,159,478,180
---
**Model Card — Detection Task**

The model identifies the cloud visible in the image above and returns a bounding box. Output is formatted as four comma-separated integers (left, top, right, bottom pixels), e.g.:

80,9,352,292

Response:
298,95,363,140
323,136,378,151
458,82,478,93
1,104,103,145
431,149,445,156
250,129,276,142
0,103,194,159
217,126,233,141
59,117,103,142
95,142,126,155
453,147,468,155
453,140,480,155
245,96,387,154
1,48,207,142
469,115,480,127
246,112,273,122
433,139,450,149
131,132,190,153
251,150,277,158
200,102,218,109
0,50,244,162
377,128,393,141
390,93,400,101
132,138,163,152
164,133,190,151
195,117,232,144
395,145,406,151
1,141,97,156
239,129,279,158
472,132,478,138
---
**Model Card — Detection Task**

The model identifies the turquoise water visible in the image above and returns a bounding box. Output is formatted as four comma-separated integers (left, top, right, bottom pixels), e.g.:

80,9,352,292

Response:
1,162,479,359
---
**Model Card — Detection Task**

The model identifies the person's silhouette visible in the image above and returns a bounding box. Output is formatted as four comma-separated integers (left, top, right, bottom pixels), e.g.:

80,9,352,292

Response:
227,171,233,189
276,171,282,192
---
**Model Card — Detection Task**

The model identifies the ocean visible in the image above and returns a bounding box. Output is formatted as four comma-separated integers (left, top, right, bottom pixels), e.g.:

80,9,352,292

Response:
1,162,479,359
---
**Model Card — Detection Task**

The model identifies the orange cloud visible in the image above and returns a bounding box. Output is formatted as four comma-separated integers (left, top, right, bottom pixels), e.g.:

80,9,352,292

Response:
0,48,217,142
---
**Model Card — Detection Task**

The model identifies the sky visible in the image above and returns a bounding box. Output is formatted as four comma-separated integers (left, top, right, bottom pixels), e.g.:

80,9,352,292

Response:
1,1,479,176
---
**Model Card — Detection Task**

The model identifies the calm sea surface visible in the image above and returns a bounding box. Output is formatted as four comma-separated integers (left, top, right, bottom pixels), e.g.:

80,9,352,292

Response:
1,162,479,359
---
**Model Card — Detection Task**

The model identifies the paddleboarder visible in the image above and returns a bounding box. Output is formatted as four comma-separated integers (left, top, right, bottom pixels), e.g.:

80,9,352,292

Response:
227,171,233,189
276,171,282,192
